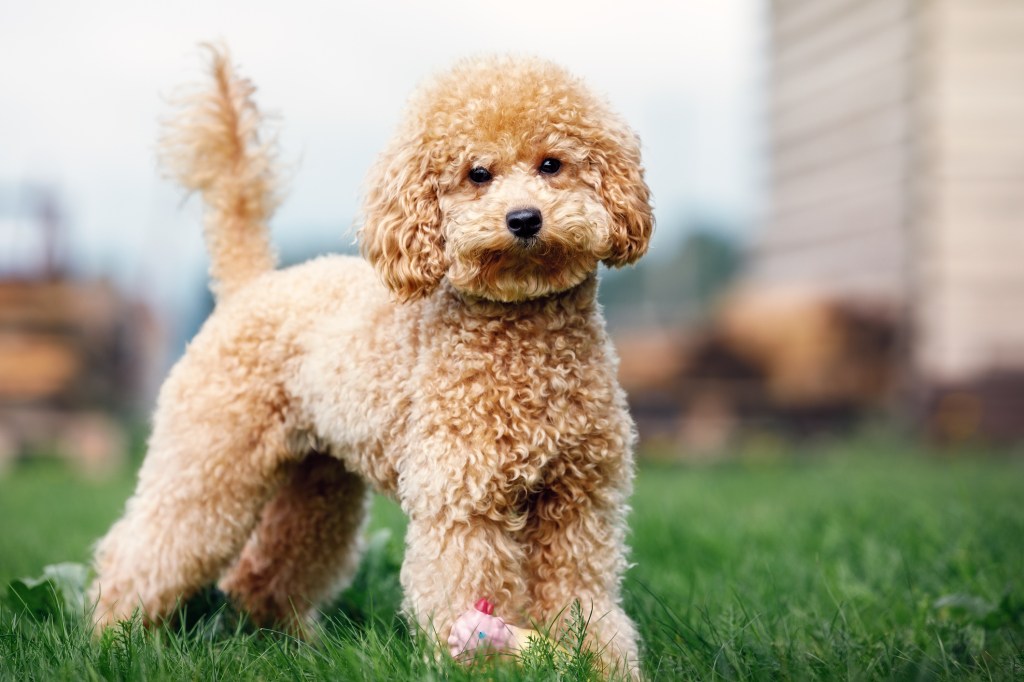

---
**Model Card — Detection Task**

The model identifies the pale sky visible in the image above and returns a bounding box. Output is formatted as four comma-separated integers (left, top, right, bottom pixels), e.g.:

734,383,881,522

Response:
0,0,763,320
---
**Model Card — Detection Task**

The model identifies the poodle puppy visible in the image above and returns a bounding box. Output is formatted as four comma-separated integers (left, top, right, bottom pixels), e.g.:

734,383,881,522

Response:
90,48,653,674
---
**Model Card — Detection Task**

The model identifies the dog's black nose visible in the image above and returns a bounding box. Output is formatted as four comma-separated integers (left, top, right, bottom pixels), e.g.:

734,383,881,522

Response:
506,208,542,239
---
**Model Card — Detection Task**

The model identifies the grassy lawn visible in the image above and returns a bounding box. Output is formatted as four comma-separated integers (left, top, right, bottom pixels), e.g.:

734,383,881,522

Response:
1,438,1022,680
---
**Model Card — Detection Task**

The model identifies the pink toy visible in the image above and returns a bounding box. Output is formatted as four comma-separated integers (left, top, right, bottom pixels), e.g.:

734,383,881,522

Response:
448,598,541,660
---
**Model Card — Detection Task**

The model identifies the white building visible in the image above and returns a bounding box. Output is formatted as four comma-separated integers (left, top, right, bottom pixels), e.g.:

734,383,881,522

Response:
753,0,1024,437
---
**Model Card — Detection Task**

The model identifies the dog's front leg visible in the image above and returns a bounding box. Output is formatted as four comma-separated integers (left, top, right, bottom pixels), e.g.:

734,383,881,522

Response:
398,480,530,650
523,444,641,677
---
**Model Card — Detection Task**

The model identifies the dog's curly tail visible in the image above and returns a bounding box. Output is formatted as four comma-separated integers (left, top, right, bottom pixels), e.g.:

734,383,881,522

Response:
161,45,279,300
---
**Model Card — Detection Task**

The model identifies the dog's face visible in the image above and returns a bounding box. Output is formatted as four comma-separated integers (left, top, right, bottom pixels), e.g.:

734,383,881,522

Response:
360,57,653,303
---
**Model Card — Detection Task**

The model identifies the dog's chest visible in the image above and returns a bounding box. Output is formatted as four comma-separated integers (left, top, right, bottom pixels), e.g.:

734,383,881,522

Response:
421,313,618,476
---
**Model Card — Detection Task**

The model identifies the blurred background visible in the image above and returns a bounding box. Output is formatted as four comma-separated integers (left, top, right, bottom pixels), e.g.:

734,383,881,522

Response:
2,0,1023,475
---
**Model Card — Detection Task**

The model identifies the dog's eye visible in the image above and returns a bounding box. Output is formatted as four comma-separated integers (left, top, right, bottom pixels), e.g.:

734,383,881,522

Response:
468,167,492,184
539,158,561,175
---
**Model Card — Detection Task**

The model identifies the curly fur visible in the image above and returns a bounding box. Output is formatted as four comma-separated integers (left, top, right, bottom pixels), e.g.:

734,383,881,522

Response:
90,49,652,676
161,45,280,299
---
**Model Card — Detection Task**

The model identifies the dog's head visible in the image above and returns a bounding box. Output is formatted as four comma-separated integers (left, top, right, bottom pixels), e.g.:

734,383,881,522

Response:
359,56,653,303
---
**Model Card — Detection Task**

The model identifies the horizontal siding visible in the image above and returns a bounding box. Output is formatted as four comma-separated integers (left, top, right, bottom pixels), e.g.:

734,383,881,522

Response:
770,21,909,116
750,226,907,301
753,217,905,262
774,0,910,77
772,0,872,44
772,65,908,146
755,0,912,304
762,184,905,251
772,107,909,181
914,0,1024,380
771,143,906,216
763,0,1024,384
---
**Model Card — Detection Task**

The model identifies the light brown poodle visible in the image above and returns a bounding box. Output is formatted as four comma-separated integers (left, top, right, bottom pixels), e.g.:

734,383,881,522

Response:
89,48,653,674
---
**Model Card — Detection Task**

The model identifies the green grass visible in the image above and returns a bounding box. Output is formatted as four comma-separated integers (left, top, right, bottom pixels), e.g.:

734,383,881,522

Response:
1,438,1023,680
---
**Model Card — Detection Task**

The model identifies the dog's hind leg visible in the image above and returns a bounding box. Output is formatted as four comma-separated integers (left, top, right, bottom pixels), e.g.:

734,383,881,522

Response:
219,452,370,632
89,345,297,631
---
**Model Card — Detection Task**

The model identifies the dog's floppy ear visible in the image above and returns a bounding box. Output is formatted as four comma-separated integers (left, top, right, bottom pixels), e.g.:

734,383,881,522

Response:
593,125,654,267
359,135,447,302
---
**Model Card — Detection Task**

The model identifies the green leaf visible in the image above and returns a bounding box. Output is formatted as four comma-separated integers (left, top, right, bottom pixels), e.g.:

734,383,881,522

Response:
933,593,994,619
933,590,1024,632
5,562,89,619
